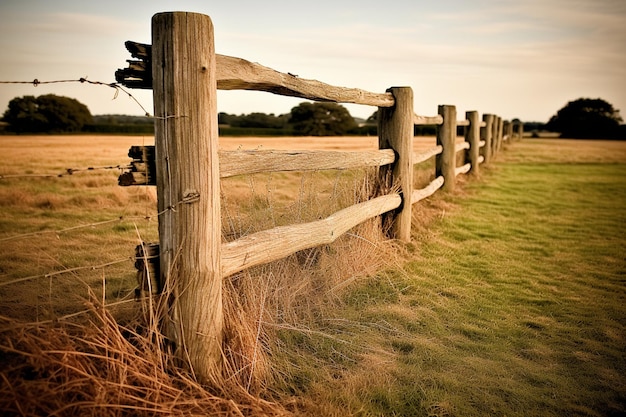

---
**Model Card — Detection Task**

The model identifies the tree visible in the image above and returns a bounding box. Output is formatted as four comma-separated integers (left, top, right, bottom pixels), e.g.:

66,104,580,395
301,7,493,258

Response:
546,98,622,139
2,94,93,133
288,102,357,136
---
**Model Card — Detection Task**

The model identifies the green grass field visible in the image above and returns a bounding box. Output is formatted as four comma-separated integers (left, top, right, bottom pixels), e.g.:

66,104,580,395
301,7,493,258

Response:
276,139,626,416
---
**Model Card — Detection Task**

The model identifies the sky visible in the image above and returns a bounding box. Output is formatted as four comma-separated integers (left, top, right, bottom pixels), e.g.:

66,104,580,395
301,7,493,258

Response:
0,0,625,123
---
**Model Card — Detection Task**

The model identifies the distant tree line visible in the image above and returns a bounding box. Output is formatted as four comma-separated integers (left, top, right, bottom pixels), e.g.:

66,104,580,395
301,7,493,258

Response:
2,94,624,139
1,95,93,133
546,98,624,139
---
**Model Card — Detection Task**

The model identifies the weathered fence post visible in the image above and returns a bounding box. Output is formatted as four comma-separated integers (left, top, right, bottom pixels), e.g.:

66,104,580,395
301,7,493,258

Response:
436,104,457,191
465,111,480,176
481,114,494,164
497,117,504,152
152,12,222,382
378,87,414,242
491,115,500,157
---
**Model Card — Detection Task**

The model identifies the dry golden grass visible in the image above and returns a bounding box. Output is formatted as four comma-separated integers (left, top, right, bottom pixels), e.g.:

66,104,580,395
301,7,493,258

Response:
0,298,289,416
0,134,409,415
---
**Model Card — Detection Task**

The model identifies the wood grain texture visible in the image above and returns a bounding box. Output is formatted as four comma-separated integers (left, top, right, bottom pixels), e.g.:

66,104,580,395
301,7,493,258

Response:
378,87,414,242
481,114,494,165
436,105,457,191
152,12,222,381
413,114,444,125
216,55,394,107
219,149,395,177
496,116,504,152
116,40,395,106
221,194,402,277
465,111,481,175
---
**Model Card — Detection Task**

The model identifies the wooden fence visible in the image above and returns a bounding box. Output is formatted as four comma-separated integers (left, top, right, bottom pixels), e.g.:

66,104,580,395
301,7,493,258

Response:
116,11,523,382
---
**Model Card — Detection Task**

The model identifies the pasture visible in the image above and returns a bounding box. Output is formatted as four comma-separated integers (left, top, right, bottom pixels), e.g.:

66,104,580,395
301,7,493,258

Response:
0,135,624,416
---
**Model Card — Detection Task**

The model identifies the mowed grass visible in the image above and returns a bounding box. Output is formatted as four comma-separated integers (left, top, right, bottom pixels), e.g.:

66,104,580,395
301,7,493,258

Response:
277,139,626,416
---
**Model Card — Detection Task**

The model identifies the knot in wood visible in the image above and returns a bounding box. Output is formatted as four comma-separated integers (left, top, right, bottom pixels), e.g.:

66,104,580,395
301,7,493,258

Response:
182,190,201,204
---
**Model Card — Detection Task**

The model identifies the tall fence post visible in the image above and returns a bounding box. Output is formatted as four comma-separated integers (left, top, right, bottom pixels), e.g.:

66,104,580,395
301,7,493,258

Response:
436,104,457,191
378,87,414,242
491,115,500,157
152,12,222,382
497,117,504,152
481,114,494,164
465,111,480,176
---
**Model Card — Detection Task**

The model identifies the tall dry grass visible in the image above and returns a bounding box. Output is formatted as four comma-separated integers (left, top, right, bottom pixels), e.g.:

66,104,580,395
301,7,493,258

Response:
1,135,403,415
0,297,287,416
218,167,399,392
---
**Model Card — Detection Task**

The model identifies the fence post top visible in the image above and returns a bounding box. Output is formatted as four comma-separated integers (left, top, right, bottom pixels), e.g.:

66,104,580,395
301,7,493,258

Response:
153,10,210,17
152,11,214,24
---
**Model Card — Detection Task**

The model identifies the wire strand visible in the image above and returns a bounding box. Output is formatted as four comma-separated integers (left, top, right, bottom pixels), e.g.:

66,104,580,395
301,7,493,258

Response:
0,164,131,180
0,216,150,242
0,77,151,116
0,257,134,288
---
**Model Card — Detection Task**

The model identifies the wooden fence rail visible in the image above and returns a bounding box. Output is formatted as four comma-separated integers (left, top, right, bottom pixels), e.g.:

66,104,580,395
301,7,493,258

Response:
116,11,523,382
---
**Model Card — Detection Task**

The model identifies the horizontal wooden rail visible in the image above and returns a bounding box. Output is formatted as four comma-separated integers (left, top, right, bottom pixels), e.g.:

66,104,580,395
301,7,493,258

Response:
411,176,444,204
220,149,395,178
455,163,471,176
480,121,487,127
221,193,402,277
455,142,470,153
478,155,485,164
218,55,396,107
414,146,443,165
116,41,395,107
479,140,486,147
457,119,470,127
413,114,444,125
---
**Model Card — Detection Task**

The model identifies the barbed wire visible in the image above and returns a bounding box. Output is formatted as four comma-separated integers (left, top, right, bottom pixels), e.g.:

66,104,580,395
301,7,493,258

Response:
0,77,151,117
0,164,131,180
0,216,149,243
0,77,158,323
0,257,134,288
0,298,138,328
0,192,201,243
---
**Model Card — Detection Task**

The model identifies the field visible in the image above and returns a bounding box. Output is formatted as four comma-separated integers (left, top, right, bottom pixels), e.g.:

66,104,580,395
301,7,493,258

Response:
0,135,625,416
0,134,436,321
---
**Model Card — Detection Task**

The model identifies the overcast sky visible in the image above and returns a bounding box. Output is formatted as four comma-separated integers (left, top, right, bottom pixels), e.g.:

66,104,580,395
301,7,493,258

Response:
1,0,624,122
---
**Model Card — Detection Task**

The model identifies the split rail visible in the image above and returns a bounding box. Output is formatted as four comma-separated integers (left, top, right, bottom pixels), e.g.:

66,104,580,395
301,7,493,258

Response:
116,11,523,381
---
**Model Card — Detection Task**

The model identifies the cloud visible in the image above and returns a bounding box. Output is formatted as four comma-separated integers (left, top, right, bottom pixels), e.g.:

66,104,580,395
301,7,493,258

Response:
31,12,135,35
